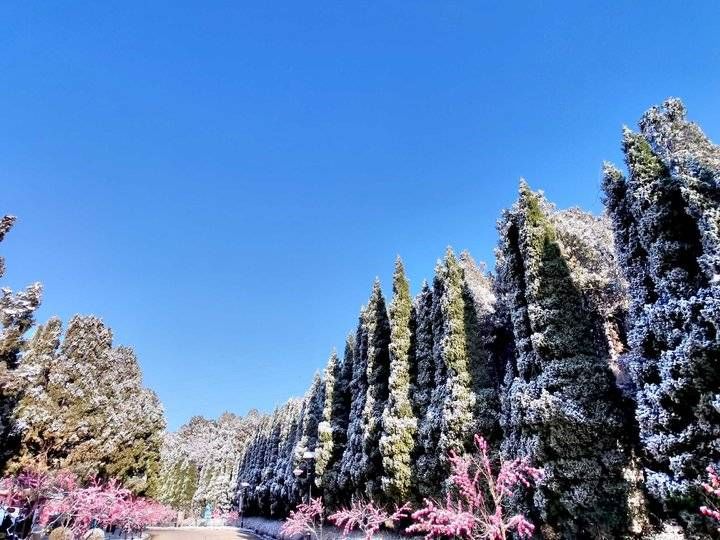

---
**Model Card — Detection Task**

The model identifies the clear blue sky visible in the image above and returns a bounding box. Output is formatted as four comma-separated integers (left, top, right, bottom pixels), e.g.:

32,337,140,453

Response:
1,2,719,430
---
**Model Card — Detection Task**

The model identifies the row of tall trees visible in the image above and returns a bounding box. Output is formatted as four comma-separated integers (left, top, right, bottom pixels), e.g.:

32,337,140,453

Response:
0,216,165,495
236,99,720,537
154,410,263,513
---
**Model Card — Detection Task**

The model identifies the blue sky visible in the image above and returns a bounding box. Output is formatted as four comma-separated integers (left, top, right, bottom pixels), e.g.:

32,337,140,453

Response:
1,2,719,429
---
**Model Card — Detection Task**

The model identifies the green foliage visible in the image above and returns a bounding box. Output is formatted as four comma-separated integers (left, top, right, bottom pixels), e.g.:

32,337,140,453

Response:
379,257,417,501
360,280,392,501
497,184,629,538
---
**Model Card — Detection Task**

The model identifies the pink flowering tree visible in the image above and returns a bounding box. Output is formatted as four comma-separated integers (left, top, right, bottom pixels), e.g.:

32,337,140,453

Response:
0,467,78,531
280,497,325,539
0,468,174,538
328,499,410,540
700,465,720,532
407,434,543,540
113,497,176,535
213,508,240,526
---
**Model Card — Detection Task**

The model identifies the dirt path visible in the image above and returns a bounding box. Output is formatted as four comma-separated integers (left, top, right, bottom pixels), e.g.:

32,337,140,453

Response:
148,527,261,540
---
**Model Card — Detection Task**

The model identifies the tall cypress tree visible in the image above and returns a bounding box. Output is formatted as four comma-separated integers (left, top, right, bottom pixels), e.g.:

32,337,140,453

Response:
380,257,417,502
322,334,354,505
315,351,340,491
412,281,437,498
497,183,628,537
603,99,720,520
360,279,391,500
434,249,476,465
294,374,324,504
339,308,368,496
458,252,502,445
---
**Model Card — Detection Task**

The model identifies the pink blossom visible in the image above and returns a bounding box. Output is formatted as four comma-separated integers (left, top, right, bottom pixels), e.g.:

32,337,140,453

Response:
0,468,174,537
700,465,720,531
407,434,542,540
328,500,409,540
281,497,325,539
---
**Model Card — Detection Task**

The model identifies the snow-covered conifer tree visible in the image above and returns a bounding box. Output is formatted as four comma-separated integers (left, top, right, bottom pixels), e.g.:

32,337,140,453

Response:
359,279,391,501
293,373,324,504
433,250,476,467
603,98,720,519
321,334,354,505
100,345,165,494
379,257,417,501
339,307,369,496
6,318,62,470
315,351,339,489
412,281,437,498
497,182,628,537
278,398,305,513
0,215,42,467
9,315,165,492
458,252,502,445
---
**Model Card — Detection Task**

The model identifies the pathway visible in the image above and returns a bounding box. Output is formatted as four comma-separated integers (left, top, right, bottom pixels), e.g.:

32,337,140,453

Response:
148,527,261,540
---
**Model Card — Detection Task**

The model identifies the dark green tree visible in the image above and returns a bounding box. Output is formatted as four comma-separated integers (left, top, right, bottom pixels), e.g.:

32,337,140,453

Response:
603,99,720,524
497,183,628,538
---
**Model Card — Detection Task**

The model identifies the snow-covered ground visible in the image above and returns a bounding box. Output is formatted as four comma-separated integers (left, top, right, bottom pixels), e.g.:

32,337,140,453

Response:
241,516,404,540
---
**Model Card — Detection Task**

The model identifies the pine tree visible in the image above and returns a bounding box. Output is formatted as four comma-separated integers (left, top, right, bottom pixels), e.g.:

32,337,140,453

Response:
360,279,391,501
9,316,165,492
322,334,354,505
412,281,437,498
315,350,340,490
294,373,324,505
339,307,369,496
434,249,476,467
101,346,166,495
458,252,502,445
281,398,305,512
0,215,42,468
379,257,417,501
603,98,720,518
497,183,628,537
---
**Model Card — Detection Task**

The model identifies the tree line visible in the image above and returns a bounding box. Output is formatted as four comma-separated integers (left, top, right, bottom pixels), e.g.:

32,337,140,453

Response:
232,99,720,538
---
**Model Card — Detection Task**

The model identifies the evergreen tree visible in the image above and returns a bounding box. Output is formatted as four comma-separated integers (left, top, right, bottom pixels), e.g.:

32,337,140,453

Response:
322,334,354,505
603,98,720,518
497,183,628,537
41,315,114,475
379,257,417,501
280,398,305,512
9,316,165,493
458,252,502,445
360,279,391,501
339,307,369,496
294,373,324,504
0,215,42,468
412,281,437,498
434,249,476,467
315,350,340,489
102,346,165,495
7,318,62,471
